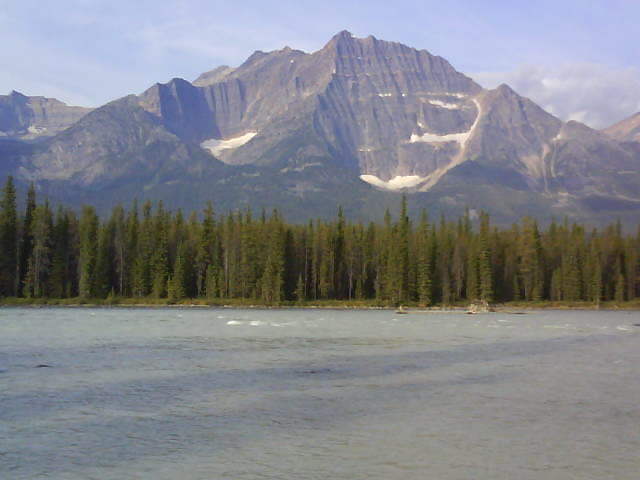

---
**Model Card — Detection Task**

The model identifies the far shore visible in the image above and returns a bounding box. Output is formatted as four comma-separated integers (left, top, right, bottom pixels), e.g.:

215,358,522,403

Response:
1,297,639,311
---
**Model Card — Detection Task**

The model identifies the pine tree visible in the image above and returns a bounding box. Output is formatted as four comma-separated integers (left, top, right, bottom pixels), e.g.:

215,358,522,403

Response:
416,210,432,306
260,211,284,304
48,206,69,298
317,224,333,300
0,176,18,296
23,204,52,297
196,202,215,297
18,183,36,295
124,200,139,296
396,195,410,303
239,208,259,298
561,227,582,301
295,273,305,304
375,209,393,302
172,242,187,301
94,220,114,298
478,212,493,302
587,240,603,306
334,206,346,299
614,258,625,303
519,217,543,301
78,205,99,299
132,201,154,297
111,205,127,295
466,240,479,301
151,202,169,298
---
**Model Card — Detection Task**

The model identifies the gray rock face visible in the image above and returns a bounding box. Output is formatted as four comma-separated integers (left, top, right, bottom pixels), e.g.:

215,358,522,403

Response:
5,31,640,223
192,66,236,87
24,95,218,189
603,112,640,143
134,31,484,179
0,91,91,139
313,32,482,178
543,121,640,199
437,85,640,204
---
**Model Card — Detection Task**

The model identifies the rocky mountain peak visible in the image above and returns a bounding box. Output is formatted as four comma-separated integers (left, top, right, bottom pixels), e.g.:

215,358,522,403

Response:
604,112,640,142
328,30,357,45
8,90,27,100
0,91,92,139
7,31,640,226
193,65,235,87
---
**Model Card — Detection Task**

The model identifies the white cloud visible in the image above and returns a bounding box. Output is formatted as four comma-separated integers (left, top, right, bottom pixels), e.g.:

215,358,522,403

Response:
473,64,640,129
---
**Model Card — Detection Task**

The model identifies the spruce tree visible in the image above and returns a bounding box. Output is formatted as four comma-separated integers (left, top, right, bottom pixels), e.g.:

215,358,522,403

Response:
48,206,69,298
18,183,36,295
478,212,493,302
295,273,305,304
0,176,18,296
111,205,127,295
78,206,99,299
124,200,139,296
196,202,215,297
416,210,432,306
26,204,52,297
396,195,410,303
94,220,114,298
172,242,187,301
151,202,169,298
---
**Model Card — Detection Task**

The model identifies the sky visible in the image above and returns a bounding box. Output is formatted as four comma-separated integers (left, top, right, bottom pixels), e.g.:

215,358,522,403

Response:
2,0,639,128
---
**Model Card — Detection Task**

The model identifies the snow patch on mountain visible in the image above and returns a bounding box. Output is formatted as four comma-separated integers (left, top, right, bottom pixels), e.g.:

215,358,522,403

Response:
28,125,47,135
201,132,257,158
427,100,459,109
410,99,481,148
417,99,484,191
360,174,426,190
410,130,470,144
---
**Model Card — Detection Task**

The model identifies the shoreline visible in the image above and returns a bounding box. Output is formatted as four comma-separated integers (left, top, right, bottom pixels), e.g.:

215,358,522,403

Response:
1,298,639,311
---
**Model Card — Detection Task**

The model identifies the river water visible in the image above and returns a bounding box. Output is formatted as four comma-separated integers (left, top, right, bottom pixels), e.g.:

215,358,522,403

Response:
1,308,640,479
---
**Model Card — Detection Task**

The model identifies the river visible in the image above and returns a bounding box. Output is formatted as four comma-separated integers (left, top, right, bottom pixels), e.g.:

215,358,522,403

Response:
2,308,640,479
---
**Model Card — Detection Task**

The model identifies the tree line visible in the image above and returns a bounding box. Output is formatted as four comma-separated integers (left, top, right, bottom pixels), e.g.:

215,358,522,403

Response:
0,176,639,305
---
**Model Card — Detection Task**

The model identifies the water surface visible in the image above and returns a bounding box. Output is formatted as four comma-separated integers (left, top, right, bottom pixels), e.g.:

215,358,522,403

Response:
2,308,640,479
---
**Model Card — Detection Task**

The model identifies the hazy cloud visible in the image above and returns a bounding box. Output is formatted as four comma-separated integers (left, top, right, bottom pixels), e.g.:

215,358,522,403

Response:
474,64,640,129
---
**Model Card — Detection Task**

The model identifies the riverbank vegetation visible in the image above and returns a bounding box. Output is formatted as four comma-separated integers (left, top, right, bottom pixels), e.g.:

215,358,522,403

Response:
1,176,639,307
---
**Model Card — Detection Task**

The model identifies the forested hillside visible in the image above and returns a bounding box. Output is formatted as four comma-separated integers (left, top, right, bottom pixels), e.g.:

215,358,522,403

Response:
0,176,638,305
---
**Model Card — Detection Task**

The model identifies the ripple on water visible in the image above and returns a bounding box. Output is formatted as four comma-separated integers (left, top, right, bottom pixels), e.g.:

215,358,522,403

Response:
2,308,640,480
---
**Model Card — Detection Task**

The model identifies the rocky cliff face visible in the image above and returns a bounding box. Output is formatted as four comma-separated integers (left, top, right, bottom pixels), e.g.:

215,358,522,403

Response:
4,31,640,223
23,95,224,191
312,31,482,180
0,91,91,140
604,112,640,143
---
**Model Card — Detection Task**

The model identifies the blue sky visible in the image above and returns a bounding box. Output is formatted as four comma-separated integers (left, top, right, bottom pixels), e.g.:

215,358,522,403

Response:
2,0,639,127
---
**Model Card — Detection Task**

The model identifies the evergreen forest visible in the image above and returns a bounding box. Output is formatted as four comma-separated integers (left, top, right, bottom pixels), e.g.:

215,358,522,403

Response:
0,176,639,306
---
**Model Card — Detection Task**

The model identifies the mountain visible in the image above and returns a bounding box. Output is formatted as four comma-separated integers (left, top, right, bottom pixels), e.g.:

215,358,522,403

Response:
3,31,640,224
604,112,640,143
0,91,92,140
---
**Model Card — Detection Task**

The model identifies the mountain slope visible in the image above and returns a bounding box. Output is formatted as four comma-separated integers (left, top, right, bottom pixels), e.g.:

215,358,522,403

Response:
0,91,91,140
4,31,640,224
604,112,640,143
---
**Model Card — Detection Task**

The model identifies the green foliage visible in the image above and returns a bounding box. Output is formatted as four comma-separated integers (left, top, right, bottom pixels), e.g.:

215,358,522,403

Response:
18,183,36,294
1,176,639,306
24,203,53,298
78,206,99,299
0,176,18,296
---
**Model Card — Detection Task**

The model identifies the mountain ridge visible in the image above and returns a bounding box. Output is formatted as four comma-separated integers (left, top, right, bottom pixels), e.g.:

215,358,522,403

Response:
604,112,640,143
0,90,92,140
1,31,639,225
